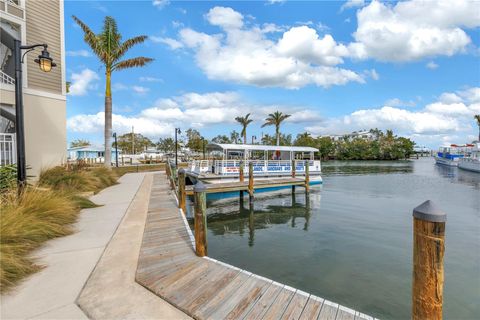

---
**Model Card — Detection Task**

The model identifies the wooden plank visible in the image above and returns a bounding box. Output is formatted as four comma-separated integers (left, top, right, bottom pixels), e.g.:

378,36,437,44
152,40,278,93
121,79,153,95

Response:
262,286,296,320
243,282,284,320
194,271,252,319
280,290,310,320
299,295,324,320
207,274,272,320
318,300,339,320
354,311,374,320
335,306,356,320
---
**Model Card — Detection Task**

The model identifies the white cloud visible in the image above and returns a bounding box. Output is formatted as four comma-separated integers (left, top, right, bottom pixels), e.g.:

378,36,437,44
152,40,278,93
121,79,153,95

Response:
350,0,480,62
67,91,321,139
150,36,184,49
112,83,128,91
306,87,480,146
68,69,99,96
385,98,416,108
426,61,439,70
152,0,169,8
341,0,365,11
139,76,163,82
266,0,286,5
132,86,150,95
174,7,364,89
66,50,91,57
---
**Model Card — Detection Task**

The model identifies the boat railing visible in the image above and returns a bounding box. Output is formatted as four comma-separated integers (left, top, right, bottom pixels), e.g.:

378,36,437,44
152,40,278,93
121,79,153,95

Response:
212,159,321,176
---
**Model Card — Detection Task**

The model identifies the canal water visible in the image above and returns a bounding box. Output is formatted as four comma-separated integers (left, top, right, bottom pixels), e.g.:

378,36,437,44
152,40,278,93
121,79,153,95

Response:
188,158,480,319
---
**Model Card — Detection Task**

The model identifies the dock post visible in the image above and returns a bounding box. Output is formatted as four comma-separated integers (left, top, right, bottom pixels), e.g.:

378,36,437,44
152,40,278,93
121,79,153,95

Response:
304,161,310,192
239,160,245,182
292,159,296,192
412,200,446,320
194,182,208,257
248,201,255,247
248,162,254,203
178,169,186,214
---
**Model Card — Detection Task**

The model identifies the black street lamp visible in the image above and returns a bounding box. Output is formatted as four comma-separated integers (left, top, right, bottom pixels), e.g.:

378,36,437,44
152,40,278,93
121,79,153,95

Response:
113,132,119,167
14,40,56,191
175,128,181,166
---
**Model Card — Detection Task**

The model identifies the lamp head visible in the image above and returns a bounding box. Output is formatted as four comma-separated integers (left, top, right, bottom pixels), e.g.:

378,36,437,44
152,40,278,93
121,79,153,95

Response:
34,46,56,72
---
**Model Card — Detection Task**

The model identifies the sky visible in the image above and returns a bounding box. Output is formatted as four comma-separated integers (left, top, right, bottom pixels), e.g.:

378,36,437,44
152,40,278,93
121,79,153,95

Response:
65,0,480,148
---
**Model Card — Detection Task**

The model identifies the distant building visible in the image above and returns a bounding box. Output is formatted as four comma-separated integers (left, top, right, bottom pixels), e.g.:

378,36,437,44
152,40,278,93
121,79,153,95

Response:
321,130,376,142
68,146,119,161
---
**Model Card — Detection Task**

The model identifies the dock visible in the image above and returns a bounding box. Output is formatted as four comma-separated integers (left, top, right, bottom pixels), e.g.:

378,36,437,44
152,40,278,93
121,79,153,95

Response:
136,173,375,320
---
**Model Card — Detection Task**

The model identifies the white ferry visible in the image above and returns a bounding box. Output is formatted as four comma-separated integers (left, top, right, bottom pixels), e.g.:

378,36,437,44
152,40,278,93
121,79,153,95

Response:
434,144,471,167
458,143,480,173
188,143,322,185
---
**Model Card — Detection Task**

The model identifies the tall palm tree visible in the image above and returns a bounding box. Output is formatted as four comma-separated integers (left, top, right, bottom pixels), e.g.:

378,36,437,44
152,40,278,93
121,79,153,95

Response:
73,16,153,168
261,111,291,146
235,113,253,144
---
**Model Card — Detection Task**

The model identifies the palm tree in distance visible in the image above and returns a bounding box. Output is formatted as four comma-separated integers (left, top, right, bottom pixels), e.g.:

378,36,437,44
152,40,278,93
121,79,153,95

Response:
235,113,253,144
73,15,153,168
475,114,480,142
262,111,291,146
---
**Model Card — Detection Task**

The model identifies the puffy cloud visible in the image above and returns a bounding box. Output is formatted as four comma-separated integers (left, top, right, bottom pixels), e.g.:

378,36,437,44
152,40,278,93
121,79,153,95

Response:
174,7,364,89
68,69,99,96
152,0,169,9
68,91,322,138
150,36,184,49
306,87,480,145
341,0,365,11
350,0,480,62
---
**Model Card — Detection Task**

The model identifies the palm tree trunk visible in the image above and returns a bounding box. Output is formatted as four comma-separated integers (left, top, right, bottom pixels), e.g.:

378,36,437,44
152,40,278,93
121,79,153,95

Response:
276,126,280,146
104,69,112,168
243,132,247,144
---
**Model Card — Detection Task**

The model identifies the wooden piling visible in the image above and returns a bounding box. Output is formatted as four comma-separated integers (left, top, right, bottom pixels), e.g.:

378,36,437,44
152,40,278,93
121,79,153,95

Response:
121,156,124,166
292,159,296,178
194,182,208,257
412,200,446,320
304,161,310,192
239,161,245,182
248,161,254,202
178,168,186,214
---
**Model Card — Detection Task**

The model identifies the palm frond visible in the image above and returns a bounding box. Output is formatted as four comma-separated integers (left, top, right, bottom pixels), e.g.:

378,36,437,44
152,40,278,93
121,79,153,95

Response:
475,114,480,125
72,15,104,61
112,57,154,71
115,35,148,59
100,16,121,64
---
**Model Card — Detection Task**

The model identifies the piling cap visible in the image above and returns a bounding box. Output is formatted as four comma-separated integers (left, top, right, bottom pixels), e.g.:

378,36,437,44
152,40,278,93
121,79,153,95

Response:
413,200,446,222
194,181,207,192
178,168,185,174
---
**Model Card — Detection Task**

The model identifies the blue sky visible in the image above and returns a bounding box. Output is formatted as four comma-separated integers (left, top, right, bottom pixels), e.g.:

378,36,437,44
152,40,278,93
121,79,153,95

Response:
65,0,480,148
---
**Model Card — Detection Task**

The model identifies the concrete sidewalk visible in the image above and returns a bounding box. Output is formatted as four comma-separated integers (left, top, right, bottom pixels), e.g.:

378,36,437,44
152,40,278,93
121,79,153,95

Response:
1,173,146,319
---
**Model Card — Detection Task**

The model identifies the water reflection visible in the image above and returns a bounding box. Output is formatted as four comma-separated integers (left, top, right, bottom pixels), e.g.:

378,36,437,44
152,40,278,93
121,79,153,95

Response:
322,160,413,176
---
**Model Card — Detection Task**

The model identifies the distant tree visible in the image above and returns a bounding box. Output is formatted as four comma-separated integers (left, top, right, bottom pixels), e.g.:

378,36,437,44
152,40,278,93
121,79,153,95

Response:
115,133,154,154
235,113,254,144
185,128,204,152
230,130,241,144
261,111,291,146
70,139,90,148
73,15,153,168
261,133,292,146
475,114,480,141
212,135,231,144
316,137,334,160
157,137,175,153
294,132,315,147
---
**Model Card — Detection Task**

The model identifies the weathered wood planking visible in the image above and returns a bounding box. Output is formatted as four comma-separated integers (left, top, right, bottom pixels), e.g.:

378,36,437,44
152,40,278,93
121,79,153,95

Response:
136,173,374,320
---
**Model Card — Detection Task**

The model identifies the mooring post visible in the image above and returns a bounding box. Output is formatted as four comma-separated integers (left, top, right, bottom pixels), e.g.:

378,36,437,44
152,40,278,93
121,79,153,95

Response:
178,168,186,214
194,182,208,257
239,160,245,182
304,161,310,192
292,159,296,178
412,200,446,320
248,161,254,202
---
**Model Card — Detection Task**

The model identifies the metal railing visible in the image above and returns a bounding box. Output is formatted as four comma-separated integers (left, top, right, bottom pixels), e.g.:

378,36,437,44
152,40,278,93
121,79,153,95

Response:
0,133,16,166
0,70,15,85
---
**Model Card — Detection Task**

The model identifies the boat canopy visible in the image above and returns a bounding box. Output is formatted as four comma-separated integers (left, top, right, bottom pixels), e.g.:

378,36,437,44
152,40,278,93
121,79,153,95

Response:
207,143,318,153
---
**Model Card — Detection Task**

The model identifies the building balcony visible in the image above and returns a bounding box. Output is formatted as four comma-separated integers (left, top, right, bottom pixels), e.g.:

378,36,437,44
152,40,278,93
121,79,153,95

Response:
0,0,25,20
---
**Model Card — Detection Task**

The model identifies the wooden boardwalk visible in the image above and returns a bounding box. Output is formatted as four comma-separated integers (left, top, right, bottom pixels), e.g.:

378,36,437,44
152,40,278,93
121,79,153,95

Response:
185,177,311,195
136,173,375,320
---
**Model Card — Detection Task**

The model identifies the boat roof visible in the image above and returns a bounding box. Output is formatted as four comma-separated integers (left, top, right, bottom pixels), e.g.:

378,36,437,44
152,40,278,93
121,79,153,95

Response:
207,143,318,152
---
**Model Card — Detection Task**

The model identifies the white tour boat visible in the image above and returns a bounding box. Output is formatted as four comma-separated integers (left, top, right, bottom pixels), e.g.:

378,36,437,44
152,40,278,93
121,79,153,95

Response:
188,143,322,185
434,144,471,167
458,143,480,173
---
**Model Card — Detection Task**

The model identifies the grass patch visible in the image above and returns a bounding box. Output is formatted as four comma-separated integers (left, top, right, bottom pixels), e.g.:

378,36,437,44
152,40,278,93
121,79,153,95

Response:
1,165,118,292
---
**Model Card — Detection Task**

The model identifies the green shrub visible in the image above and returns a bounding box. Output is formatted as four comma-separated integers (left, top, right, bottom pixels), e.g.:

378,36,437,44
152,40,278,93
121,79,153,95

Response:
0,165,17,192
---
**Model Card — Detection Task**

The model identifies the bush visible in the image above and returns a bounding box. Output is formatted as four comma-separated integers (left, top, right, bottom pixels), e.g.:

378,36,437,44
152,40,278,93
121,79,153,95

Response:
0,165,17,192
38,166,117,193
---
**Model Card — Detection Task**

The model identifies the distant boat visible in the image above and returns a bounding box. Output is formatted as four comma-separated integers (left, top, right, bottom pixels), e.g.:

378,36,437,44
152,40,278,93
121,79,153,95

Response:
458,143,480,173
434,144,472,167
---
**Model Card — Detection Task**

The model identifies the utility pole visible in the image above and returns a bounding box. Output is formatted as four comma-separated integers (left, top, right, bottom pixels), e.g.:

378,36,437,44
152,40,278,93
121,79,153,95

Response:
131,126,135,155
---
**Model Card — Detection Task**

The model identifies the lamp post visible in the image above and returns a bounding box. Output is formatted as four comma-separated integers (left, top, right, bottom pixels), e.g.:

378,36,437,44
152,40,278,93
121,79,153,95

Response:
14,40,56,192
175,127,181,166
113,132,118,167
